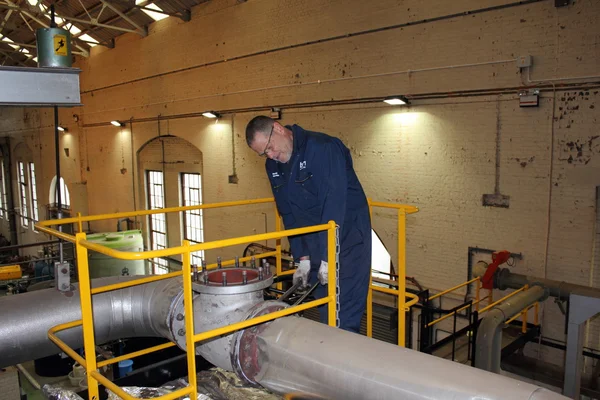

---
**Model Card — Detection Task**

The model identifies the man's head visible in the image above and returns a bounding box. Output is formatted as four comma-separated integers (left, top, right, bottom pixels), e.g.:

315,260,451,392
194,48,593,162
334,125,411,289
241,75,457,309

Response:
246,116,294,163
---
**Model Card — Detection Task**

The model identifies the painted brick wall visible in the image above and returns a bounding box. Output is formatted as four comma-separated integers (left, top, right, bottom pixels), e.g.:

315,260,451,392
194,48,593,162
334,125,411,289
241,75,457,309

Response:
1,0,599,373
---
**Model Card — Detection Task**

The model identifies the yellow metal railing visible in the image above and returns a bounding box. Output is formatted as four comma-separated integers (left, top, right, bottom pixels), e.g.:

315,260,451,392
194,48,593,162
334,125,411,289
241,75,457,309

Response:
37,198,338,400
426,278,540,332
38,196,421,398
366,200,419,347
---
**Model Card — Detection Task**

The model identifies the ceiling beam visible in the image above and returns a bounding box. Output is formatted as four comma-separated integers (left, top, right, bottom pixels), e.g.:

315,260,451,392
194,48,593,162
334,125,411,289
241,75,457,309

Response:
98,0,147,36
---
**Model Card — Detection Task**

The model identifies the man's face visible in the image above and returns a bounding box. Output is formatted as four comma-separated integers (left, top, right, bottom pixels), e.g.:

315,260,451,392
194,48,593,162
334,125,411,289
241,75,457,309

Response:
250,123,293,163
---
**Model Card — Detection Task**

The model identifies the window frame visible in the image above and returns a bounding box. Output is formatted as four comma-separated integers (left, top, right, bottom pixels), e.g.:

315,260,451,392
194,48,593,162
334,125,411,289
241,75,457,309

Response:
146,170,169,274
180,172,204,265
17,161,28,227
28,162,39,224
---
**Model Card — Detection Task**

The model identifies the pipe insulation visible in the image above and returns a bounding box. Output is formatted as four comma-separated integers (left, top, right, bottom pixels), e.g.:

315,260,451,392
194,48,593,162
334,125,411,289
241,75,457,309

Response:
0,276,182,368
251,315,566,400
475,285,548,373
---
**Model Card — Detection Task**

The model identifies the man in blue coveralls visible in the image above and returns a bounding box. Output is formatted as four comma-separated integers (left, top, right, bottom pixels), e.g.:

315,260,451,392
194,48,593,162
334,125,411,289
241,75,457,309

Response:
245,116,371,333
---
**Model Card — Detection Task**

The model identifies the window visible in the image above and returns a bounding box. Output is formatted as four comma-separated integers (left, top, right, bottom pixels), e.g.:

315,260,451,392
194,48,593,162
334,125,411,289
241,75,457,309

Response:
147,170,168,274
28,163,39,223
49,176,71,209
17,161,28,227
181,173,204,265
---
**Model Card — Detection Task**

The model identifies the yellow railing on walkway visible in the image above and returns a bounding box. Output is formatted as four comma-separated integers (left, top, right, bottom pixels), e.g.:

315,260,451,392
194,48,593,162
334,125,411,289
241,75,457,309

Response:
38,196,421,398
37,198,338,400
426,277,539,333
366,200,419,347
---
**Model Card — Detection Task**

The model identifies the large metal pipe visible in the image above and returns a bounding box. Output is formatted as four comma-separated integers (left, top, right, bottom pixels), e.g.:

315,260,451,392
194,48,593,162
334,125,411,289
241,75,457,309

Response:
0,276,182,368
475,285,548,373
0,270,571,400
242,314,566,400
473,262,600,300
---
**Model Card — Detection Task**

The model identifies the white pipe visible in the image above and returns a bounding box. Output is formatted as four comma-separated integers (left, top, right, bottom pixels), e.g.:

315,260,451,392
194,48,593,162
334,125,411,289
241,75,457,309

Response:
526,67,600,84
16,363,41,390
81,58,518,115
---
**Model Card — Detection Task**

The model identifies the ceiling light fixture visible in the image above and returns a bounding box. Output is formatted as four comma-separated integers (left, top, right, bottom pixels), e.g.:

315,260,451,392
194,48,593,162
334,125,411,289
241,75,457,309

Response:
202,111,220,119
383,96,410,106
57,126,67,132
111,120,124,127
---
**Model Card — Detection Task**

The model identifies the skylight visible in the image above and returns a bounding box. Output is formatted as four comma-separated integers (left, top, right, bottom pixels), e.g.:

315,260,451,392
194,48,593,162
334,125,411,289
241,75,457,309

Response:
136,0,169,21
1,36,19,50
78,34,99,47
65,23,82,35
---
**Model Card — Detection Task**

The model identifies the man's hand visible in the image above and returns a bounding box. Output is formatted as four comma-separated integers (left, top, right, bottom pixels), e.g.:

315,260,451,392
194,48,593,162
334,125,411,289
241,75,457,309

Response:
293,259,311,289
317,260,328,285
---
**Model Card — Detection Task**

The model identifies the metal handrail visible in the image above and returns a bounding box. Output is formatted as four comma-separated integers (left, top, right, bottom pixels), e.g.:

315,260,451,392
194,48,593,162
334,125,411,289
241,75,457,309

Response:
45,211,338,400
366,199,419,347
37,198,275,227
428,277,480,301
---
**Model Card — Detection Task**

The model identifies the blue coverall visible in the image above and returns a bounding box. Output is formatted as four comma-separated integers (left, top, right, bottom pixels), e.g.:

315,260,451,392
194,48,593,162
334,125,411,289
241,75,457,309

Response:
266,124,372,333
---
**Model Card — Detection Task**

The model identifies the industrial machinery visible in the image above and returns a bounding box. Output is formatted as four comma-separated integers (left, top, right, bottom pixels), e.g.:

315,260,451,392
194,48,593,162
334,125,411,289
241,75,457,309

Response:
0,257,569,400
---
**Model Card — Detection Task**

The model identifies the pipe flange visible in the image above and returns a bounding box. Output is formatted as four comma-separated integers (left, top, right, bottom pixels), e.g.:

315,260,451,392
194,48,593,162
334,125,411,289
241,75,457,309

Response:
230,300,289,386
193,267,273,295
495,267,510,291
169,289,200,350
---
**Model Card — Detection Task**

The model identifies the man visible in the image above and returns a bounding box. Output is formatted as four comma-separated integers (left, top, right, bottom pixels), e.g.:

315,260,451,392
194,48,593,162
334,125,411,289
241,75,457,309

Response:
245,116,371,333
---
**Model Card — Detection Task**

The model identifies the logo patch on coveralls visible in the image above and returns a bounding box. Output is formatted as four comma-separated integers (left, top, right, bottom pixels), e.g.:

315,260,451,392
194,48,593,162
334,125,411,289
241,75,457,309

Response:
272,172,279,177
299,161,307,170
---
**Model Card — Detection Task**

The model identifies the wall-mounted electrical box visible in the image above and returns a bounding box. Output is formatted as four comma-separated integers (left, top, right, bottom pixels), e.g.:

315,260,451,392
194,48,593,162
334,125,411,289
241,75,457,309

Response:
516,55,532,68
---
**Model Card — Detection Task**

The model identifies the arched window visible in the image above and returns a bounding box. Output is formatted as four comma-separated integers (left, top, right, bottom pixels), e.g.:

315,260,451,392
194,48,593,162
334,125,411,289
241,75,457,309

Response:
49,176,71,209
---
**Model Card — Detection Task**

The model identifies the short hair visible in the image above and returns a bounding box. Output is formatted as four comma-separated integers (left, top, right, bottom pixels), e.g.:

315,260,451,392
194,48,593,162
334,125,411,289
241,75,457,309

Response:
245,116,274,147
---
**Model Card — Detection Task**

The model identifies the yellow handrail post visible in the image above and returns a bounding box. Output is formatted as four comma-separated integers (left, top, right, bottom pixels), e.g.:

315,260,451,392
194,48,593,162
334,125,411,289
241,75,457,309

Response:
521,308,528,334
274,205,282,291
398,209,406,347
181,240,198,400
327,220,337,327
367,200,373,338
534,302,540,325
475,279,481,311
77,212,83,233
75,232,99,400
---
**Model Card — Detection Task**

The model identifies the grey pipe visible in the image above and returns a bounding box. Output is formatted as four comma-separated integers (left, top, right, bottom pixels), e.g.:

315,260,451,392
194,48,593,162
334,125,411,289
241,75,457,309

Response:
475,285,548,373
473,261,600,300
253,315,567,400
0,276,182,368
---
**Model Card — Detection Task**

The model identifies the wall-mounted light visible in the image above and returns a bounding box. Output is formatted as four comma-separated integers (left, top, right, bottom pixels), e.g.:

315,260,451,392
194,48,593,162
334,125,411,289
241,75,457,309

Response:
57,126,67,132
202,111,220,119
111,120,124,127
270,108,282,120
383,96,410,106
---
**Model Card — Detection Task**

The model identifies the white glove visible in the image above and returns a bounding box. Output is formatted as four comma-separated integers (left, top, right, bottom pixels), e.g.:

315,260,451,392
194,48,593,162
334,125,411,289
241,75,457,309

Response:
293,259,311,288
317,260,328,285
